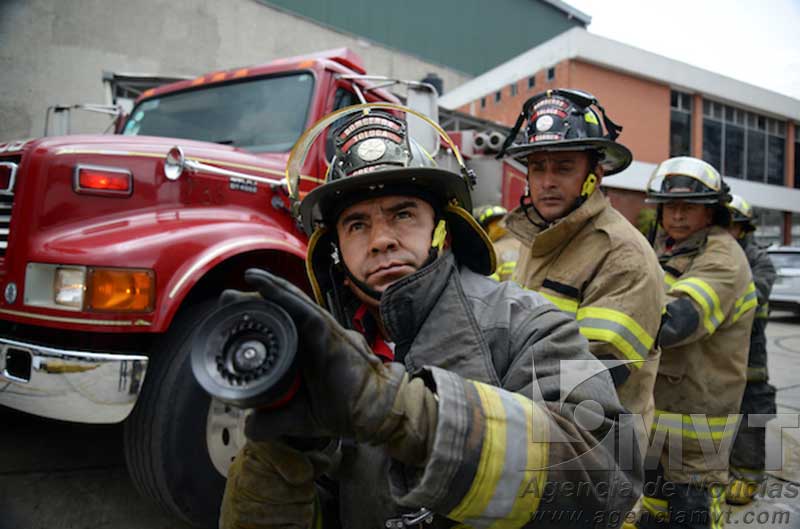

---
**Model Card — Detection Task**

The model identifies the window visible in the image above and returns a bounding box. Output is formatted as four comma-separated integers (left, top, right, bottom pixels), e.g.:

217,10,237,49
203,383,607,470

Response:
510,83,518,97
702,99,786,183
123,73,315,153
795,129,800,189
670,90,692,157
495,91,502,103
753,207,784,246
528,75,536,89
546,67,555,81
481,97,486,109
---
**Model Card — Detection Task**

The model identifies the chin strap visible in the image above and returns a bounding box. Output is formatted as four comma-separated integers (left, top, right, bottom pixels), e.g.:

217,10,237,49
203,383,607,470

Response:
333,219,449,303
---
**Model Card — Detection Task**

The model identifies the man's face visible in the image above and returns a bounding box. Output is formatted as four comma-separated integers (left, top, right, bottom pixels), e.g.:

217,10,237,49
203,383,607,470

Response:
661,199,714,242
336,195,435,303
728,222,744,239
527,151,600,221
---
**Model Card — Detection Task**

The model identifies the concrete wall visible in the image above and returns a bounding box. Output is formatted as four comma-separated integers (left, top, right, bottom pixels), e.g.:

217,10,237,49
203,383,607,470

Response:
0,0,471,142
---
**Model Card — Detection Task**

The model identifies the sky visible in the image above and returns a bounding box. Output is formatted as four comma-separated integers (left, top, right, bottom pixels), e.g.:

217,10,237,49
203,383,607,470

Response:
562,0,800,101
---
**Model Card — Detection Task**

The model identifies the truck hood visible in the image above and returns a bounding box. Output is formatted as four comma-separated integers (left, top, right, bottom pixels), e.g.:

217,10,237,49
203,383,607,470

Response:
19,134,289,179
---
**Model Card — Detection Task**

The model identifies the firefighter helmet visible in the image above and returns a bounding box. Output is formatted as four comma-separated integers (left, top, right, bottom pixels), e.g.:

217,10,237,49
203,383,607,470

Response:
727,193,756,232
645,157,730,205
285,103,496,306
474,205,508,229
502,89,632,175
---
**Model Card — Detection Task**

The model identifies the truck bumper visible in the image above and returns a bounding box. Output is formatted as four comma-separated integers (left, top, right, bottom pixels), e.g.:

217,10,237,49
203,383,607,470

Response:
0,337,148,423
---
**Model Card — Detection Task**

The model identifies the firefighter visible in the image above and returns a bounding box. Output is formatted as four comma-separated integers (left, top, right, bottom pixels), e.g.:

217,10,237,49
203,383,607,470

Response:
640,158,756,529
473,204,520,281
725,194,777,505
219,105,643,529
501,89,664,433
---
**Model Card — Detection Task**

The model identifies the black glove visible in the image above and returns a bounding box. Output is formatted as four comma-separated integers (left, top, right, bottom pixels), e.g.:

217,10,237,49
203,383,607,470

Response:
243,268,438,465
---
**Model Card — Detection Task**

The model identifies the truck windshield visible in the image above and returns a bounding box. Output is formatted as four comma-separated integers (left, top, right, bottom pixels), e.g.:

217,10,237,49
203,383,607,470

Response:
121,72,314,153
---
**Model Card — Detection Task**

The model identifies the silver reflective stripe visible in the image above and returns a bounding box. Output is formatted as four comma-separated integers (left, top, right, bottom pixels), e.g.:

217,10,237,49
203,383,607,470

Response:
463,389,529,529
674,281,721,330
577,317,649,362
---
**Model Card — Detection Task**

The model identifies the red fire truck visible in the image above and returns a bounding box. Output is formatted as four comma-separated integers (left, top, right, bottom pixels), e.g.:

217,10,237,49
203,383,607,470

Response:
0,48,522,527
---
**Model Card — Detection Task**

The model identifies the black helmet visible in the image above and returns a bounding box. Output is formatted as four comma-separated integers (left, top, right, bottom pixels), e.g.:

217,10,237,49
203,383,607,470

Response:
726,193,756,232
285,103,495,307
501,88,632,175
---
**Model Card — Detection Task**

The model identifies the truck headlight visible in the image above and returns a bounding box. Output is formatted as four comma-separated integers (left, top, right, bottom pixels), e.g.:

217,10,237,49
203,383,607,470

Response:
25,263,154,313
54,267,87,308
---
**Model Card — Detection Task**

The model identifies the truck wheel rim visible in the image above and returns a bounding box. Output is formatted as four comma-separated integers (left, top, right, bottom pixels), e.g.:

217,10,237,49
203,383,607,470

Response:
206,398,247,476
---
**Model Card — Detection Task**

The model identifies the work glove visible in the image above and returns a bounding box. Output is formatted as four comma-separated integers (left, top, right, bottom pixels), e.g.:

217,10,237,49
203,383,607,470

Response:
243,268,438,466
220,439,317,529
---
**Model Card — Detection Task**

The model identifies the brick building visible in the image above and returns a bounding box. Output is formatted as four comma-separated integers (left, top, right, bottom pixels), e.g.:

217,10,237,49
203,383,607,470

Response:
441,27,800,245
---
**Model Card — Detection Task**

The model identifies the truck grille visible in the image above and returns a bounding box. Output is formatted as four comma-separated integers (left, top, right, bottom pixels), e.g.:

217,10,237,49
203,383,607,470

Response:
0,156,19,258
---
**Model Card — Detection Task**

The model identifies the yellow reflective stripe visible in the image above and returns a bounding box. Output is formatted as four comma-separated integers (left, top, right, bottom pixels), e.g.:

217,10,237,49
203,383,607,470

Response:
747,367,768,382
448,384,507,522
642,496,669,516
497,262,516,273
539,292,578,316
449,384,548,529
489,394,549,529
664,273,677,288
670,277,723,334
651,410,738,440
489,272,501,282
756,302,769,319
732,282,757,323
710,485,725,529
576,306,654,364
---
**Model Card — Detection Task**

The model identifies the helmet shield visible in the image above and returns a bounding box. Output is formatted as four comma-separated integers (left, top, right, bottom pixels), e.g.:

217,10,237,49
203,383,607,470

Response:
646,157,725,204
502,89,633,175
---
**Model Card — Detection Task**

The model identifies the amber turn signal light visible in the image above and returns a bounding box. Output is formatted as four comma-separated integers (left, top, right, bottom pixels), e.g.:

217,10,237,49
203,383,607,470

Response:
86,268,154,312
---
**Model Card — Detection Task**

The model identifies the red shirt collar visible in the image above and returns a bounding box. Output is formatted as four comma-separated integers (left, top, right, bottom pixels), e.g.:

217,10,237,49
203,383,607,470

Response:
352,304,395,363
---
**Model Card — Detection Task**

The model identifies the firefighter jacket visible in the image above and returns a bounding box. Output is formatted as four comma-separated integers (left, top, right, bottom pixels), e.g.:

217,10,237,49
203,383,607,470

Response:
653,226,755,484
489,231,521,281
739,233,776,383
318,252,642,529
505,190,664,432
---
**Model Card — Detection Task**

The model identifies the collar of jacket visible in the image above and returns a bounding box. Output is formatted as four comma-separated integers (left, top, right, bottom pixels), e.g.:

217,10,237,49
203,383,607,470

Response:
378,251,458,347
654,226,712,259
505,189,608,256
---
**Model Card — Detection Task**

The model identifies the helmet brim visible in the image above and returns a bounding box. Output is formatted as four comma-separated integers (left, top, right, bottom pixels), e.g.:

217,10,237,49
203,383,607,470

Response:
505,138,633,176
645,191,721,205
299,167,471,234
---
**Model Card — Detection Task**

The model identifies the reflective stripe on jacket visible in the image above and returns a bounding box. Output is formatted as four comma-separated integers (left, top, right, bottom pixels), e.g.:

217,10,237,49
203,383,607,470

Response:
653,226,755,484
505,190,664,432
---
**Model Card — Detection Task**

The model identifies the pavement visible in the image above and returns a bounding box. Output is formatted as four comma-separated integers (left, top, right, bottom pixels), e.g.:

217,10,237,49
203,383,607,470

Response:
2,312,799,529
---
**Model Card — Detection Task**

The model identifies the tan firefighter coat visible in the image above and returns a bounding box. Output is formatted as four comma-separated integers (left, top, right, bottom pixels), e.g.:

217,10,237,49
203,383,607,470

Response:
653,225,755,484
506,190,664,433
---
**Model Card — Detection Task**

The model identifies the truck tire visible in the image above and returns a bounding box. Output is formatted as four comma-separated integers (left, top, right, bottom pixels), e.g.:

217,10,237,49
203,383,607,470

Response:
124,300,246,528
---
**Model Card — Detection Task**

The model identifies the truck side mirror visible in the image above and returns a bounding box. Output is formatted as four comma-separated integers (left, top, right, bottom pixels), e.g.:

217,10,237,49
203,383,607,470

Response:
406,84,439,157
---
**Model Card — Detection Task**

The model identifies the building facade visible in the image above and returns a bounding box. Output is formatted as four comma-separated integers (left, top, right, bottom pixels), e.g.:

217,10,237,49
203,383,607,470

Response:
0,0,587,143
442,28,800,245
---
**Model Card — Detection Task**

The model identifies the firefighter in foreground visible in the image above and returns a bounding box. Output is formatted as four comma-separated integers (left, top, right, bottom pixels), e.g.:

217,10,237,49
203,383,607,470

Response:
219,106,642,529
501,89,663,434
473,204,520,281
725,194,777,505
640,158,755,529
